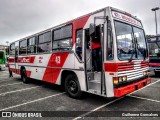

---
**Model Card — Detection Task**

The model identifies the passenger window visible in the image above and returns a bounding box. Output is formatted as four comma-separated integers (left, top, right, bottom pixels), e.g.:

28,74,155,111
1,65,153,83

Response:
10,43,15,55
53,24,72,51
19,39,27,55
37,31,52,53
76,29,83,61
27,37,36,54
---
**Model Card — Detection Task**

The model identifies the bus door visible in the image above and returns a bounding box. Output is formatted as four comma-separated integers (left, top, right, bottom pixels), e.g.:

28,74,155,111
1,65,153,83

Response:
15,42,19,74
84,24,106,95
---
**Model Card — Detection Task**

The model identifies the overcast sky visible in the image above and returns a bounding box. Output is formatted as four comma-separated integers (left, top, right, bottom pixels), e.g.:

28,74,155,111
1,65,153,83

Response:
0,0,160,45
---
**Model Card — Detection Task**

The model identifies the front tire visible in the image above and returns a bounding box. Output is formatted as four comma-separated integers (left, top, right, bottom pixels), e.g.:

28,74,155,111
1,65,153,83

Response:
21,69,29,83
65,74,82,99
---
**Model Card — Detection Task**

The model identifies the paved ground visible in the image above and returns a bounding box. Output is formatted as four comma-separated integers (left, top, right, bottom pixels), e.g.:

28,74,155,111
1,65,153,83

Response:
0,68,159,120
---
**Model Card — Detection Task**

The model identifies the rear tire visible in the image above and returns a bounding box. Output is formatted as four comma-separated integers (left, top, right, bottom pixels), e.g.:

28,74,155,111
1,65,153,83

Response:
65,74,82,99
21,69,29,83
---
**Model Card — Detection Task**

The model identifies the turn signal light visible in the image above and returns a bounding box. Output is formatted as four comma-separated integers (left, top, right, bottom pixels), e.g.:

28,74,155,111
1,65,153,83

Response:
113,77,119,84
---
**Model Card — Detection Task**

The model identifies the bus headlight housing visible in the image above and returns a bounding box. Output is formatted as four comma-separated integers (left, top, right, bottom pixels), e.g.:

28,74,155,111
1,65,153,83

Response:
113,76,127,85
143,71,148,76
122,76,127,81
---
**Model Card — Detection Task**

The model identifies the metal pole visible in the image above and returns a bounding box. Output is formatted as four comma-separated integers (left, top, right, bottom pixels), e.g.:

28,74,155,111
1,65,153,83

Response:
155,10,158,35
152,7,160,35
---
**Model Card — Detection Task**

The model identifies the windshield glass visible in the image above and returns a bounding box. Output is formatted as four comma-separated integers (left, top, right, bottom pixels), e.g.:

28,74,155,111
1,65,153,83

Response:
148,42,160,56
115,21,147,61
133,27,147,59
115,21,135,60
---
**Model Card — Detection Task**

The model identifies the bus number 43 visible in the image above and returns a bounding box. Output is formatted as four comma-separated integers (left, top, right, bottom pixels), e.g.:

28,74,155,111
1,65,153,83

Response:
55,56,61,64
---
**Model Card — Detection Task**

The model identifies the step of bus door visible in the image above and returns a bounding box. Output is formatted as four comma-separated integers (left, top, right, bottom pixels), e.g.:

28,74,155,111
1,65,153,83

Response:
88,79,101,91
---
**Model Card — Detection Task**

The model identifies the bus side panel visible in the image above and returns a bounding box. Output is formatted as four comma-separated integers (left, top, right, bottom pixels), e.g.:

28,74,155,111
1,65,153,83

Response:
42,52,73,84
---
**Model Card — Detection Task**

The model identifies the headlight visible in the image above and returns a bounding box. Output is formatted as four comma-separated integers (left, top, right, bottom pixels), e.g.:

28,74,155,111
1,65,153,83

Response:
143,71,148,76
122,76,127,81
119,77,123,82
113,76,127,85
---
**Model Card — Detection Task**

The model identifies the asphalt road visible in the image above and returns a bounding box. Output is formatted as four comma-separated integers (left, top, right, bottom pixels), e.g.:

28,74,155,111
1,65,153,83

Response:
0,69,159,120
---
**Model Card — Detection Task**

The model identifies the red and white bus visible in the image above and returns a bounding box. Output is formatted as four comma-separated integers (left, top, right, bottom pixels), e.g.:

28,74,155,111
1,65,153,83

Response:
8,7,151,98
147,35,160,76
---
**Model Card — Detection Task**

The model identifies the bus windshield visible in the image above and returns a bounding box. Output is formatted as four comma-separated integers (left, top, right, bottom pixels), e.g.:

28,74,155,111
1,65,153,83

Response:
115,21,147,61
148,42,160,56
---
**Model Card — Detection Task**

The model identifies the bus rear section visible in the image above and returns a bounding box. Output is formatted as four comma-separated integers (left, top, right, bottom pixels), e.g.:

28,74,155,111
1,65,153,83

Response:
147,35,160,76
8,6,151,99
0,51,6,70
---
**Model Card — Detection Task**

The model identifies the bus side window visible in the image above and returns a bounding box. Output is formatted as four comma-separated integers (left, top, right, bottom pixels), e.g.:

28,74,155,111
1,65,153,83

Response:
10,43,15,55
53,25,72,51
27,36,36,54
107,21,114,60
37,31,52,53
19,39,27,55
76,29,83,61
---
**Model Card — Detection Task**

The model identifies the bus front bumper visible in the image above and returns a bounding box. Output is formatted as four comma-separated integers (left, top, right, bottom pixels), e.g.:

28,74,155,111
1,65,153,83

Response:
114,77,151,97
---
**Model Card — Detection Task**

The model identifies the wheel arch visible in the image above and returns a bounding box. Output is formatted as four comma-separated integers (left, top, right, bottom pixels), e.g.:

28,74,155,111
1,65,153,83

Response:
20,66,26,75
61,70,77,88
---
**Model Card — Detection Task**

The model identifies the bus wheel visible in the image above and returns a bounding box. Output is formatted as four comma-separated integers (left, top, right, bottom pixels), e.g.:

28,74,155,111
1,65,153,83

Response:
65,74,82,99
154,71,160,76
21,69,29,83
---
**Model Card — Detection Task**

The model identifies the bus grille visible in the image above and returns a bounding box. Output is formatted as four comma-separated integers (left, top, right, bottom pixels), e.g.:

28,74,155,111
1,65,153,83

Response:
117,61,148,81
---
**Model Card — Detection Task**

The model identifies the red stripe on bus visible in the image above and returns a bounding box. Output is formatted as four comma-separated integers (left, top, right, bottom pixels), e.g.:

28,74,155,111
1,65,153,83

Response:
9,68,31,77
149,63,160,67
18,56,35,63
8,58,15,63
42,52,69,83
104,62,134,72
141,61,149,68
69,15,89,46
26,71,31,78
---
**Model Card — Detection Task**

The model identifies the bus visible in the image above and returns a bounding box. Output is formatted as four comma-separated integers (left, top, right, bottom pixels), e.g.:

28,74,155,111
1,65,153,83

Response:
0,50,7,70
147,35,160,76
8,6,150,98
